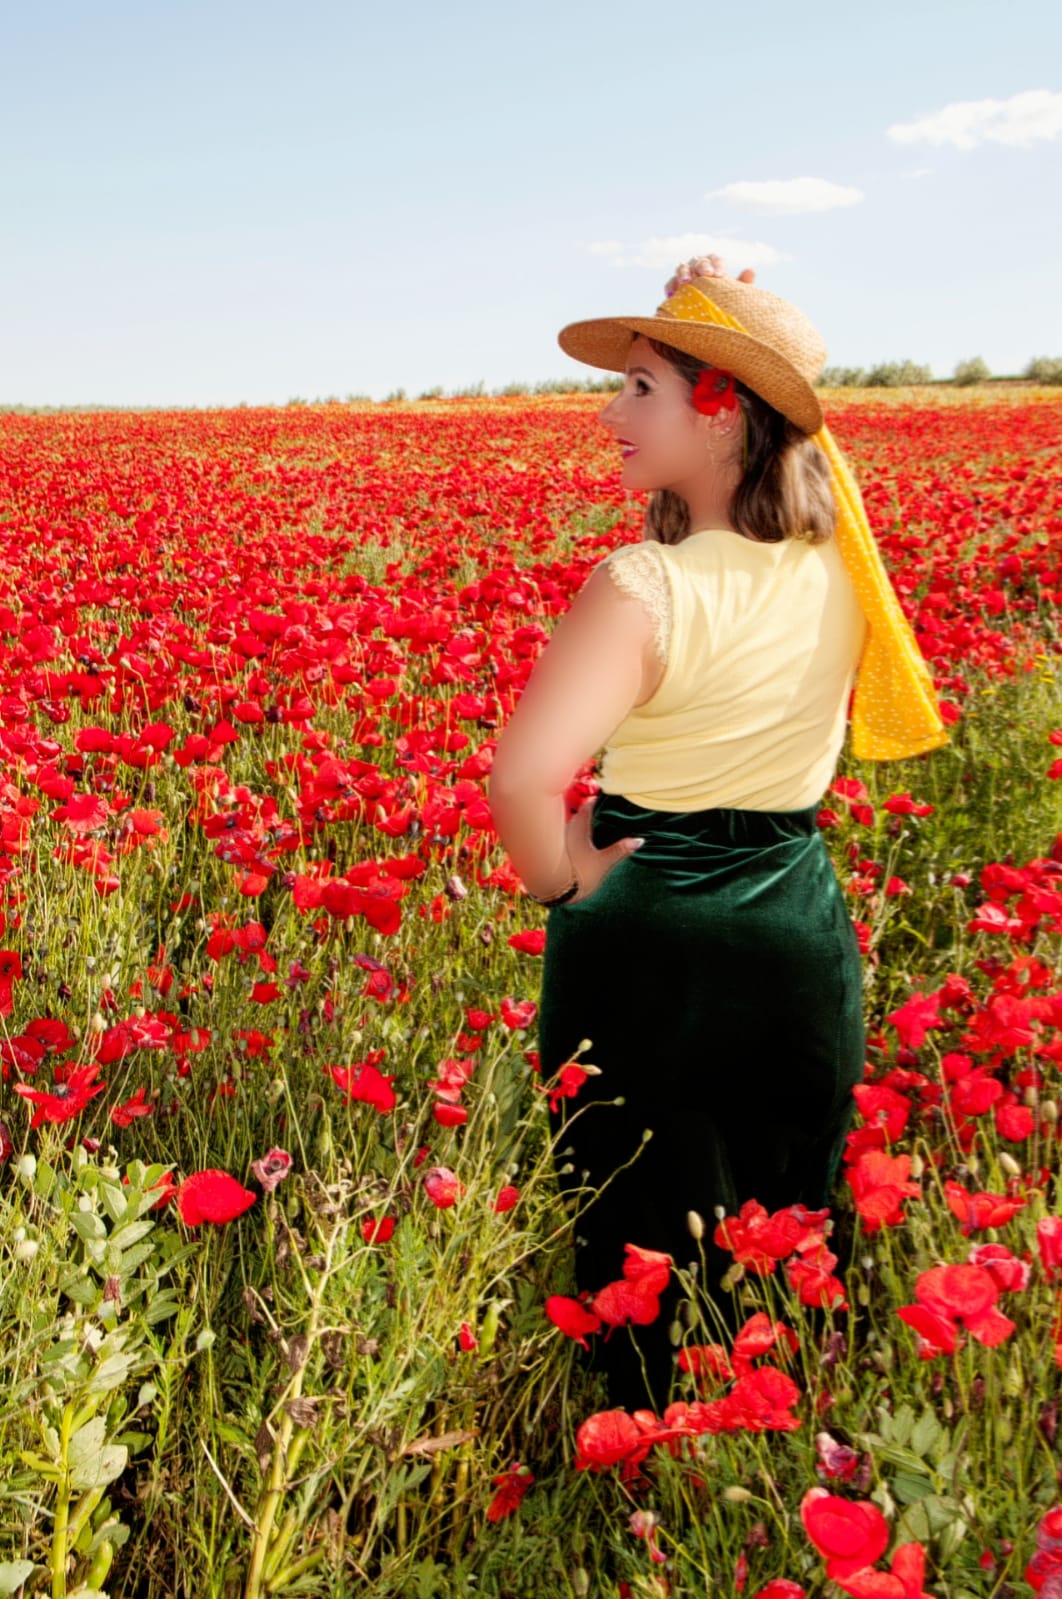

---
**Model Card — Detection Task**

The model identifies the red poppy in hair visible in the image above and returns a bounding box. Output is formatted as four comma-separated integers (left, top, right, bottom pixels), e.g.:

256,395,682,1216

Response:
691,365,739,415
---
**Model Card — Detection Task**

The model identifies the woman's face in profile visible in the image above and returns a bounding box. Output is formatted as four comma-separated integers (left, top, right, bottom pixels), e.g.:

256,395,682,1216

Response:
598,335,712,494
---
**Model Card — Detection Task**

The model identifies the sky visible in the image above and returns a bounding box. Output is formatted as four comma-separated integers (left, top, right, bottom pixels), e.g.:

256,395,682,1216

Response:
3,0,1060,406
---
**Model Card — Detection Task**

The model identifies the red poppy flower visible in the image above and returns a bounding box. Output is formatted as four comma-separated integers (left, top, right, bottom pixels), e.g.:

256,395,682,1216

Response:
110,1086,154,1127
423,1166,464,1208
362,1215,396,1244
719,1365,802,1433
176,1169,257,1226
1038,1217,1062,1279
691,366,739,415
486,1462,534,1521
967,1242,1030,1293
544,1062,589,1113
884,990,943,1049
573,1408,649,1472
250,1148,292,1193
882,792,935,817
838,1540,935,1599
50,793,111,834
327,1060,396,1113
800,1487,890,1580
751,1584,806,1599
433,1102,468,1127
428,1057,476,1101
591,1276,662,1328
13,1063,107,1127
0,950,24,1019
616,1241,670,1286
713,1199,829,1274
846,1150,921,1232
994,1096,1035,1141
493,1184,520,1213
895,1302,959,1359
944,1180,1025,1235
851,1082,911,1143
732,1312,800,1372
897,1263,1016,1356
544,1294,602,1349
499,996,537,1030
677,1342,734,1385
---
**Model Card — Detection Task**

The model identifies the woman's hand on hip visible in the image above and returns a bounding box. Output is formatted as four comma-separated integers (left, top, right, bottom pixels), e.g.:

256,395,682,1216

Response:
564,796,645,904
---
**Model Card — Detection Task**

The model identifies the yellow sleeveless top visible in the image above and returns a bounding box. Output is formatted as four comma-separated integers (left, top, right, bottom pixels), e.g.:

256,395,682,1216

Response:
596,529,868,812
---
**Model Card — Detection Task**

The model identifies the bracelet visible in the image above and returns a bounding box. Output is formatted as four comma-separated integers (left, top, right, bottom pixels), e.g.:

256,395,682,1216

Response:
526,873,581,908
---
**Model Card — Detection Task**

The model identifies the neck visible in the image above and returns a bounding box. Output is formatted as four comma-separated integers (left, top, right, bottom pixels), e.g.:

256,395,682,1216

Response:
670,463,743,538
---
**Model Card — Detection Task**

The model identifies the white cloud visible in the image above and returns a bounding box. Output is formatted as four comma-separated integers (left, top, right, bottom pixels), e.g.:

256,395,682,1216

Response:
704,177,864,215
902,167,933,180
887,89,1062,149
585,233,787,272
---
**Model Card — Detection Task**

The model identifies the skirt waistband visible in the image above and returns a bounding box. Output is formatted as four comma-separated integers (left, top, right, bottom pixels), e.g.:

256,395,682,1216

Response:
591,790,822,848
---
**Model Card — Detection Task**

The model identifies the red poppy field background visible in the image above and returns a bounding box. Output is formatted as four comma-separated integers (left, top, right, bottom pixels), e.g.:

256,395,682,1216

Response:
0,388,1061,1598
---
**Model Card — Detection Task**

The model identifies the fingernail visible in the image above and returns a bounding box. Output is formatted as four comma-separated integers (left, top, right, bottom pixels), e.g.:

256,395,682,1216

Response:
630,838,646,849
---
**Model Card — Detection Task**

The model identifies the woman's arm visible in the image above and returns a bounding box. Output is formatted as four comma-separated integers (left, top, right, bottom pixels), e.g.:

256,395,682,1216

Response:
487,564,658,900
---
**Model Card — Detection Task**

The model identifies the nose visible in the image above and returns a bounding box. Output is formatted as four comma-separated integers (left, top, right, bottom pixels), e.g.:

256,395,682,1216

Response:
598,392,620,430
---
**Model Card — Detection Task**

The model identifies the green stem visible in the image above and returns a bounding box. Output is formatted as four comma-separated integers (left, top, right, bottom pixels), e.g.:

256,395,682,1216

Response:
265,1545,326,1594
242,1222,336,1599
51,1403,74,1599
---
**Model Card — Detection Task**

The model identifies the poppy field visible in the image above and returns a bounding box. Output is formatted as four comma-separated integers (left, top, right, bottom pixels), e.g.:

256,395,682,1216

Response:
1,387,1061,1597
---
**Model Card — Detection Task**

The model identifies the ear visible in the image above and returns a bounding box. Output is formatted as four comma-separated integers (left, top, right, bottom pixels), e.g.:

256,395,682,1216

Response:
696,405,742,451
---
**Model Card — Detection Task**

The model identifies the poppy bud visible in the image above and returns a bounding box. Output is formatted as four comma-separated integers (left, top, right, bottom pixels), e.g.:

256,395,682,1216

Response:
687,1209,705,1241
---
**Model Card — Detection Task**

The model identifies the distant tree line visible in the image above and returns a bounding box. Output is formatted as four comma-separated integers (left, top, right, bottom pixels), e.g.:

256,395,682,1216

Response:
6,358,1062,415
817,355,1062,388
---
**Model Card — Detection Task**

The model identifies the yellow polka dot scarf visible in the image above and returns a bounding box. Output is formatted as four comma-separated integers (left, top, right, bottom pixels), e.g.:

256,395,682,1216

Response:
665,285,949,762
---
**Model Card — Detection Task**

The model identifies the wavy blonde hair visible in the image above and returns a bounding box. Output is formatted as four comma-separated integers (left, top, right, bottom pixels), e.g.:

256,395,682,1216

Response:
644,337,836,547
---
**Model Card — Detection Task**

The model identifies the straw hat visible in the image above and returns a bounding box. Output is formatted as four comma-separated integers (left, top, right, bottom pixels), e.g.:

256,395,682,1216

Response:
557,267,828,434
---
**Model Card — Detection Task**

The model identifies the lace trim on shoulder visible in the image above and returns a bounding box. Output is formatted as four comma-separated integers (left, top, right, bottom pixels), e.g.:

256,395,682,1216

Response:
599,542,672,666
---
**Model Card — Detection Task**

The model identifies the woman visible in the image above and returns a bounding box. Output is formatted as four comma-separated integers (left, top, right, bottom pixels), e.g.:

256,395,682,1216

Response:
487,257,947,1413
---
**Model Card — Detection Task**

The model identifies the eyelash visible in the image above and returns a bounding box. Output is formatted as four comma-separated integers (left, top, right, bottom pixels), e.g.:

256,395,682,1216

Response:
632,379,650,396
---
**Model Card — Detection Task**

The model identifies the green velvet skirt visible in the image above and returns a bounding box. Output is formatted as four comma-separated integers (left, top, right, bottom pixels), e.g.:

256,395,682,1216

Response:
538,790,865,1412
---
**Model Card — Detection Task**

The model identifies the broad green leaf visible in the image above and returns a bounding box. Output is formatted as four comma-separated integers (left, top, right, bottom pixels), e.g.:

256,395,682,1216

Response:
144,1295,180,1325
114,1240,156,1275
109,1219,154,1251
98,1183,129,1225
895,1500,931,1543
86,1352,137,1395
0,1562,36,1596
892,1471,934,1504
911,1407,942,1458
70,1442,128,1492
869,1442,931,1476
68,1416,107,1474
72,1211,107,1243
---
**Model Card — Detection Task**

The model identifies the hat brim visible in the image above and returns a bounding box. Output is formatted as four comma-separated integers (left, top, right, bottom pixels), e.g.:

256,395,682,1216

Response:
557,314,824,434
